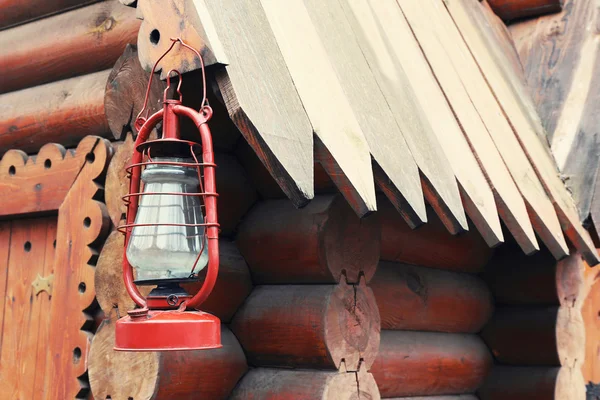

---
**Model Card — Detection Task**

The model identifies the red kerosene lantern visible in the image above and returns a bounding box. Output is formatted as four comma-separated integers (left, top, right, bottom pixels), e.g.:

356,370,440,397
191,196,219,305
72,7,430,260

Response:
115,38,221,351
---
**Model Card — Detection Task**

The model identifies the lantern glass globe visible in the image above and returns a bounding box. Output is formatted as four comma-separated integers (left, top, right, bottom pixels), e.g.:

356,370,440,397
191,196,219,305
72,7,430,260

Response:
126,157,208,283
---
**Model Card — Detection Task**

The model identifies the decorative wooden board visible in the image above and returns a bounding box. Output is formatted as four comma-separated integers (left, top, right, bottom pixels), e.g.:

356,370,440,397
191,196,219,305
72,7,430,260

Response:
445,0,599,265
339,0,467,232
397,0,537,254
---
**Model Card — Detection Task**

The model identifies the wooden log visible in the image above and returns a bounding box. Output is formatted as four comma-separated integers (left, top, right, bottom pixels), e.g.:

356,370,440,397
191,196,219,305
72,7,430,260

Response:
478,366,585,400
582,263,600,383
237,195,380,284
0,0,99,30
371,330,492,398
389,397,478,400
0,0,139,94
372,261,493,333
487,0,562,22
483,241,584,306
231,280,380,371
95,231,252,323
230,368,380,399
379,196,493,273
89,318,247,400
0,70,111,156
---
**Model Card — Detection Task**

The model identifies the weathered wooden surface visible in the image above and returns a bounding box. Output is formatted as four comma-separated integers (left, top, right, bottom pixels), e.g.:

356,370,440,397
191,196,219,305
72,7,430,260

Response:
372,330,493,398
0,0,99,30
510,0,600,223
446,0,599,265
400,0,539,254
95,231,252,323
379,197,493,273
0,139,109,218
231,281,380,371
341,0,468,233
0,217,57,399
89,319,247,400
582,260,600,384
372,261,493,333
237,196,380,284
424,0,568,260
260,0,376,217
231,368,380,400
42,136,111,399
363,0,502,245
301,0,426,228
194,0,315,207
0,0,139,94
389,397,478,400
104,44,167,140
0,70,111,155
488,0,563,21
478,366,585,400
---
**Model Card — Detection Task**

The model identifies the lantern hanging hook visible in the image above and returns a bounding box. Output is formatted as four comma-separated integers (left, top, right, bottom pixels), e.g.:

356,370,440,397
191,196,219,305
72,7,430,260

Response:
135,37,209,130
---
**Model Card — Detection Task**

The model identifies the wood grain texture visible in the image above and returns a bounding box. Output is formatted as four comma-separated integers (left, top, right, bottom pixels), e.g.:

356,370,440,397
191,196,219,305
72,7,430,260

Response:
478,366,585,400
260,0,376,216
95,231,252,323
301,0,425,227
231,368,381,400
0,70,111,155
194,0,315,207
488,0,563,21
236,196,380,284
0,0,139,94
400,0,539,254
0,0,99,30
0,139,108,218
231,280,380,371
43,136,111,399
379,196,493,273
0,218,56,400
341,0,468,233
446,0,599,266
104,44,168,140
89,319,247,400
510,0,600,222
582,260,600,384
369,0,502,245
0,222,10,352
372,330,493,398
372,261,493,333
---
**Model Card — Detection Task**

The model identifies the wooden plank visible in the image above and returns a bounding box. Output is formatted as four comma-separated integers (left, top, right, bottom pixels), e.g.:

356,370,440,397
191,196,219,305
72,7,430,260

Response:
432,0,570,260
0,139,106,218
0,218,52,399
399,0,538,254
361,0,500,244
487,0,563,22
0,0,99,30
446,0,599,265
0,70,111,156
0,222,11,352
44,136,111,399
33,220,57,400
259,0,376,216
340,0,467,232
187,0,315,207
301,0,425,227
510,0,600,221
0,0,138,94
